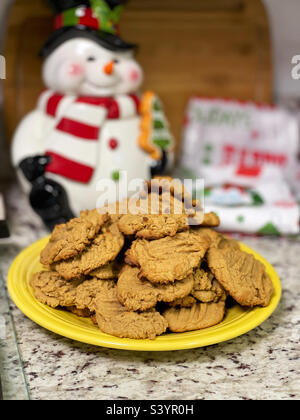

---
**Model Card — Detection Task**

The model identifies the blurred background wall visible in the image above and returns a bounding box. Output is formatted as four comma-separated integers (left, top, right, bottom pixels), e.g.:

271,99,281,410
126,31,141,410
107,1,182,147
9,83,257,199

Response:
262,0,300,99
0,0,300,181
0,0,13,49
0,0,13,181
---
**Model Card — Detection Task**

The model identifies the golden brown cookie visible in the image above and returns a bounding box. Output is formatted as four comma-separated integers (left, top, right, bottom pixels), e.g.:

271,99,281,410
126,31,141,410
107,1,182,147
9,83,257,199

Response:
94,284,168,339
191,268,226,303
53,223,124,280
260,272,275,306
144,178,194,207
163,301,226,332
30,271,83,308
40,210,109,266
133,191,187,216
118,213,189,240
125,229,210,284
207,244,274,307
199,212,220,227
75,278,116,312
196,229,240,250
143,179,209,221
117,265,194,311
168,295,197,308
90,261,121,280
97,198,130,223
167,268,226,308
196,228,221,245
65,306,93,317
125,185,211,228
217,236,240,251
91,313,98,325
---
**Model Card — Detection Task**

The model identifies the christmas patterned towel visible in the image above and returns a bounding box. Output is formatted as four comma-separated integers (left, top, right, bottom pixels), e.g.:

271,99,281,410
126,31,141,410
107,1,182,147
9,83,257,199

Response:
179,97,300,235
204,180,299,236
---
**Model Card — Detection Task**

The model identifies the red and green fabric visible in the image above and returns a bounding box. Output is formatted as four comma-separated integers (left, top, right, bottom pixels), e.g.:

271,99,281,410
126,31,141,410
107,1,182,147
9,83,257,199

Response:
54,0,124,36
257,222,281,235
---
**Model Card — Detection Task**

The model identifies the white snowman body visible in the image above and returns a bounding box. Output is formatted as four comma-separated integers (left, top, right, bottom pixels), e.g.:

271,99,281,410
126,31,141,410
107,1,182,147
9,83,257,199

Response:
12,38,153,215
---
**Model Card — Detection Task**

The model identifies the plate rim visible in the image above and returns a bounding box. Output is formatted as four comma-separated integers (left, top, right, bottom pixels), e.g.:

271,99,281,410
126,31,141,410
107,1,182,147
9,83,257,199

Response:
7,236,282,351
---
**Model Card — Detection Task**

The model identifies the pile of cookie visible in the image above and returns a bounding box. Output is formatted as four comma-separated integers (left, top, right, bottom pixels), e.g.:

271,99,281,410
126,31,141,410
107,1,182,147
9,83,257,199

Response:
30,179,274,340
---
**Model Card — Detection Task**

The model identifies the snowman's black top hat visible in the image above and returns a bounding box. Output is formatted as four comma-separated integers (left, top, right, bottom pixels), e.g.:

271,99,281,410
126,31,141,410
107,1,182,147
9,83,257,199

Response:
41,0,137,58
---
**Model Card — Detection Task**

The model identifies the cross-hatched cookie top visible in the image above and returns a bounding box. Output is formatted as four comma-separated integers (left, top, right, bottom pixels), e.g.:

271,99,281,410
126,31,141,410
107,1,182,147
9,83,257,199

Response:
125,229,211,284
40,210,109,265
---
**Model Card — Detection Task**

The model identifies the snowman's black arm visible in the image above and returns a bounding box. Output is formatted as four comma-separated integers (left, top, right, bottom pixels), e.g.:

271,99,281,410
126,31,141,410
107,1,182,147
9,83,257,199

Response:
19,155,75,230
150,150,168,178
19,155,51,183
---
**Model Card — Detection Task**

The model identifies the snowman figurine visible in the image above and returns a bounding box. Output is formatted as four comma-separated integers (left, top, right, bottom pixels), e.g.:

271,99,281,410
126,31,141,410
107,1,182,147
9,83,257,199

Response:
12,0,173,230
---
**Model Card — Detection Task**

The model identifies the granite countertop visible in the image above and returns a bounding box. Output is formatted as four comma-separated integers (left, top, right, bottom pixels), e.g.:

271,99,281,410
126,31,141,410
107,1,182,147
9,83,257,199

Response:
0,182,299,400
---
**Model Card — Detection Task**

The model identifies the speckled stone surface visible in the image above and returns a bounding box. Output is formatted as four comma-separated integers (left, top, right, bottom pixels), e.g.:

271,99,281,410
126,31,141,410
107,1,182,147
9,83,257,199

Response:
0,183,299,400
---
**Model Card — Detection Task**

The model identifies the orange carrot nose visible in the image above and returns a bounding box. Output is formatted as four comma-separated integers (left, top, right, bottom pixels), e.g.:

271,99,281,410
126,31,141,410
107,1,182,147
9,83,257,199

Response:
103,61,114,75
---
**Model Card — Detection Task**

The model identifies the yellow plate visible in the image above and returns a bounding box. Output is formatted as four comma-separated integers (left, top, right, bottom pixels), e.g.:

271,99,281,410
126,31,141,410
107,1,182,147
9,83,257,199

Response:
7,237,281,351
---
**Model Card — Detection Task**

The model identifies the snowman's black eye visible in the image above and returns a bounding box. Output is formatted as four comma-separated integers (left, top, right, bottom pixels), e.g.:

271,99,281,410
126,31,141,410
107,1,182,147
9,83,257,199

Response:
113,59,119,64
87,56,96,62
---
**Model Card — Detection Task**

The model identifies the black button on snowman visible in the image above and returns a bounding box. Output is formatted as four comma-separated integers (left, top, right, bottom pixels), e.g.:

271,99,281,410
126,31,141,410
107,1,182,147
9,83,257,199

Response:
12,0,174,230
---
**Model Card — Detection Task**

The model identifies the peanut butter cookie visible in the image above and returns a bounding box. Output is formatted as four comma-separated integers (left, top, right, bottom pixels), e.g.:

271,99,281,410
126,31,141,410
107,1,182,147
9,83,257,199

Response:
207,244,274,307
94,283,168,339
40,210,109,265
125,229,210,284
198,212,220,227
90,261,122,280
168,295,197,308
65,306,93,317
53,223,124,280
163,301,226,332
191,268,226,303
75,278,116,312
118,213,189,240
117,265,194,311
30,271,83,308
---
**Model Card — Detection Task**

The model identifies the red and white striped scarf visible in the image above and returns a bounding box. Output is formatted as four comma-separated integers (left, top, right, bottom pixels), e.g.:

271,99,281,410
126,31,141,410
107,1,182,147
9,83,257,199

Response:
38,90,140,183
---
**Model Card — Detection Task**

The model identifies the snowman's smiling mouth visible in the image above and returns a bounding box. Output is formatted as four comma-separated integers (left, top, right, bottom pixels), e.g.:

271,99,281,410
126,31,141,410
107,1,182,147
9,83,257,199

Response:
86,79,118,89
82,76,121,95
80,79,120,96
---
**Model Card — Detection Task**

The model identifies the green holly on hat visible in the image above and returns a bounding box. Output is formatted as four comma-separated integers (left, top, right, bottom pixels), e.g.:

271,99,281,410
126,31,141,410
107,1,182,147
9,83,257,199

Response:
42,0,136,58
